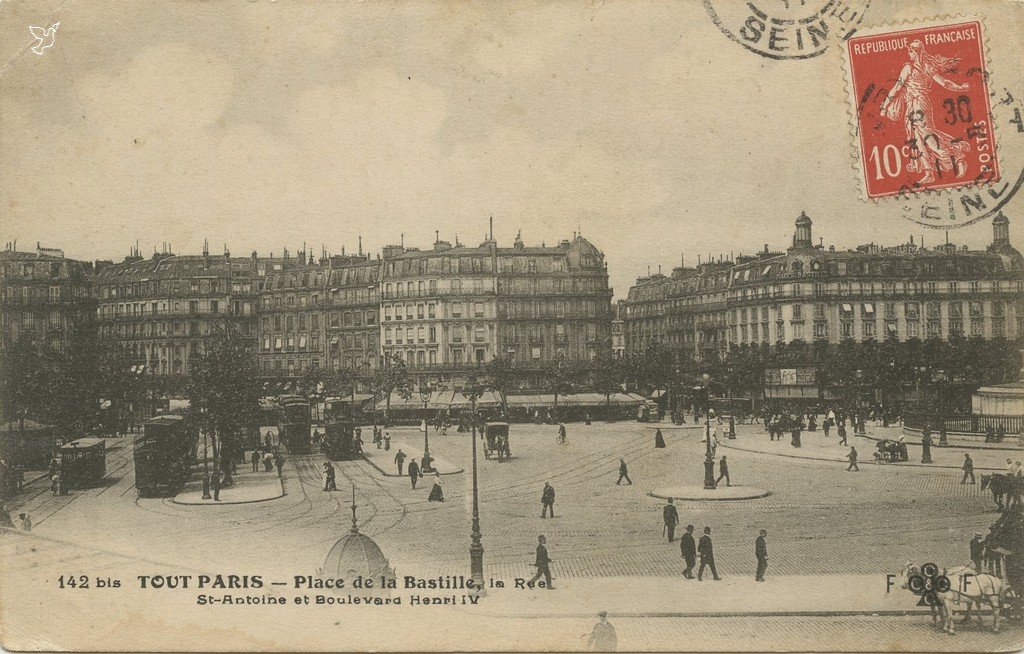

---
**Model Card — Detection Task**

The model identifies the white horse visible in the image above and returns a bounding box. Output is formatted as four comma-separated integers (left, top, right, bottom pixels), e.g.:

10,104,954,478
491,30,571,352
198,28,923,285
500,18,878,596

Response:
943,565,1007,634
900,563,1007,634
899,563,955,634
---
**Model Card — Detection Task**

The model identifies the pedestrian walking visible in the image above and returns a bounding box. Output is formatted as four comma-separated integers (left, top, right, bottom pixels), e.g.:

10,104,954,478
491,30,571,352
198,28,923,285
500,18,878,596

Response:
654,428,666,449
384,433,391,451
527,535,556,589
823,418,832,438
262,451,274,472
716,456,730,487
558,424,567,444
961,453,975,484
663,498,679,542
680,525,696,578
18,512,32,532
250,449,260,473
755,529,768,582
697,527,721,581
615,458,632,485
586,611,617,652
541,482,556,518
50,472,61,496
846,446,859,472
274,453,284,477
394,449,407,476
408,458,421,489
323,461,337,491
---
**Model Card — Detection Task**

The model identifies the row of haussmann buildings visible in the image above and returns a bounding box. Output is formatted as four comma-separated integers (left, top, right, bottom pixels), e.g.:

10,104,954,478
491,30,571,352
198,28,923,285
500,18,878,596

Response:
2,214,1022,393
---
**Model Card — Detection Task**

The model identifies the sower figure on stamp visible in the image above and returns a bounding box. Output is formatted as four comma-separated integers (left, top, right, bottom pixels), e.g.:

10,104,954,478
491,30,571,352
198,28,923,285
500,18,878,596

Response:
697,527,721,581
527,535,556,589
541,482,555,518
879,40,971,185
680,525,697,579
663,498,679,542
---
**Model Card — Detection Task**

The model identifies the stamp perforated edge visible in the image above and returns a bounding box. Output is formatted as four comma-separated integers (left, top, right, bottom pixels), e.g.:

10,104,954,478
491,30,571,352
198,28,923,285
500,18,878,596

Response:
837,13,1002,205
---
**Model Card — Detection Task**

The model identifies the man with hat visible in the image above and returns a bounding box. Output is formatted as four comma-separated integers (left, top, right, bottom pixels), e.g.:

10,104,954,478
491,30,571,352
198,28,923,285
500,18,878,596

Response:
680,524,697,579
697,526,721,581
527,534,556,589
755,529,768,582
662,498,679,542
586,611,617,651
970,531,985,572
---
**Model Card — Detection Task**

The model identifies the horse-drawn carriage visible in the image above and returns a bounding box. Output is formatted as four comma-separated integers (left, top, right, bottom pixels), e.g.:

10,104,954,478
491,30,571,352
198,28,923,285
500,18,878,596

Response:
873,439,908,462
482,422,511,461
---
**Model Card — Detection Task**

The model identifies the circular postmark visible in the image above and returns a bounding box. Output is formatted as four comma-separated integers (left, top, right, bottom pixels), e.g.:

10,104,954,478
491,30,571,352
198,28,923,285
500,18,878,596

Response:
898,84,1024,229
703,0,871,61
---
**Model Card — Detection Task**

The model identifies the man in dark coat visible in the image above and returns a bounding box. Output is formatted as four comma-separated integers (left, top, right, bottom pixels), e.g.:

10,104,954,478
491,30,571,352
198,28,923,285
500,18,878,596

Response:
408,458,421,489
837,420,848,446
970,531,985,572
755,529,768,582
616,458,632,485
697,526,721,580
846,446,859,472
541,482,555,518
394,449,407,476
680,525,696,578
323,461,337,491
961,453,975,484
663,498,679,542
716,456,730,487
527,535,555,589
250,449,260,473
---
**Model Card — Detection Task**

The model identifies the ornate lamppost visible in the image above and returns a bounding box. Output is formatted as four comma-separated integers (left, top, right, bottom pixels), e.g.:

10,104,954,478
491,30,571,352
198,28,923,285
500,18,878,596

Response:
419,380,434,473
462,374,487,595
702,373,717,490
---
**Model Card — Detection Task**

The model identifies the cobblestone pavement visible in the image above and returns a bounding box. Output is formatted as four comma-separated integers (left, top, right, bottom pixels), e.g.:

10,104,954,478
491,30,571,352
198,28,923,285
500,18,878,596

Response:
2,421,1019,650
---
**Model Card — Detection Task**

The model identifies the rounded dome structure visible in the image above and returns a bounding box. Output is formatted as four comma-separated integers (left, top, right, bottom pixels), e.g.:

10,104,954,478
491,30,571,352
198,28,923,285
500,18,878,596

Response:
323,529,393,580
322,486,395,589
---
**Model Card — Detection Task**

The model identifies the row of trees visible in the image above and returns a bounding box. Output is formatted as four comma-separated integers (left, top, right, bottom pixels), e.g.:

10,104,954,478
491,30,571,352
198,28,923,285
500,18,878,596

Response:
2,331,144,438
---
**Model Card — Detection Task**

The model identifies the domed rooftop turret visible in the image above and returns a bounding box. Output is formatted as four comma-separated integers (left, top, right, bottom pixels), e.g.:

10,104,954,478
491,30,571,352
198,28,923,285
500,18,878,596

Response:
323,486,394,583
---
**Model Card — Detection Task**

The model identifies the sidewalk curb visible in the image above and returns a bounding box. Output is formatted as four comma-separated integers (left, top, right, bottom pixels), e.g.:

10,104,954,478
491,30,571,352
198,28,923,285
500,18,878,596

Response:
361,454,464,478
878,430,1023,453
171,476,285,506
720,437,1002,472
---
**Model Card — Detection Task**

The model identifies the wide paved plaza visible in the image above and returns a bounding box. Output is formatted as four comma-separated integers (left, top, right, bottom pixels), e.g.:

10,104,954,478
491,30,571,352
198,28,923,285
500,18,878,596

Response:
2,419,1021,651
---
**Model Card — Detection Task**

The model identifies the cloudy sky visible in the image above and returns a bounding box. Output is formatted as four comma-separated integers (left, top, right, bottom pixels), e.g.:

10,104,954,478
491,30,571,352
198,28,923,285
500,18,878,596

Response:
2,0,1022,296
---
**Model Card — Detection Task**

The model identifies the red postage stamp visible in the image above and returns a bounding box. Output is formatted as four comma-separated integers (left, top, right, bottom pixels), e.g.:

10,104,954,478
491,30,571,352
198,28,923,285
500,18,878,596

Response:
845,20,999,199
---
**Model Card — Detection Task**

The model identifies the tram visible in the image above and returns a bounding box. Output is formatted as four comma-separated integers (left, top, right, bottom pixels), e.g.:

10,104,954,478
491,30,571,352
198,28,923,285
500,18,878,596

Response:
59,438,106,489
278,394,312,454
134,415,197,497
321,420,361,461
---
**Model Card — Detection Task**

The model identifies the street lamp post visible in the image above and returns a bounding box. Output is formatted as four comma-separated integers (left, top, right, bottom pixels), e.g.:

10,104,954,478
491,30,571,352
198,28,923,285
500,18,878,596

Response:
463,374,487,595
419,381,434,473
702,373,717,490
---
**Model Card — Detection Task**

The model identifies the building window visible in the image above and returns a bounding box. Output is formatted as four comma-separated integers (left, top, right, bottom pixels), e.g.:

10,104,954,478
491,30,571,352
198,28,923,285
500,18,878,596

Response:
792,304,802,320
814,322,829,340
474,302,484,318
862,320,876,339
452,303,463,318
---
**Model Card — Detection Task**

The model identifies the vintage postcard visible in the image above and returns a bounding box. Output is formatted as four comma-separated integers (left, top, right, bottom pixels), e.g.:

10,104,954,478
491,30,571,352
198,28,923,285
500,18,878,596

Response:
1,0,1024,651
